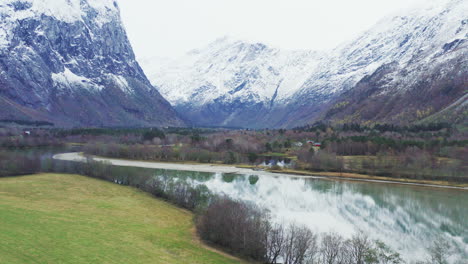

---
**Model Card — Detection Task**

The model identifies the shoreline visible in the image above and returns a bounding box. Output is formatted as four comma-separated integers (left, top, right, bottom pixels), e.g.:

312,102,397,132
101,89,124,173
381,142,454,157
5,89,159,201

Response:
53,152,468,191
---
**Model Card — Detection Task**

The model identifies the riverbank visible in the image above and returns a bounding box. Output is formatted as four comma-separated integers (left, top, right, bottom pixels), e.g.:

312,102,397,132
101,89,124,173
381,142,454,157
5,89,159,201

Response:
53,153,468,190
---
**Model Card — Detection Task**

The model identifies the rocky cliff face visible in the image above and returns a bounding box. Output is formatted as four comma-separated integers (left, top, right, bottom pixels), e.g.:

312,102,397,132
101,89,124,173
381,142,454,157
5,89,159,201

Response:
142,0,467,128
0,0,185,127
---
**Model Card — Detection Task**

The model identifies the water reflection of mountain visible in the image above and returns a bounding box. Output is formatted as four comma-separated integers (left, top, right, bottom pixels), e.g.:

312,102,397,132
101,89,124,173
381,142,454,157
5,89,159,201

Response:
153,169,467,261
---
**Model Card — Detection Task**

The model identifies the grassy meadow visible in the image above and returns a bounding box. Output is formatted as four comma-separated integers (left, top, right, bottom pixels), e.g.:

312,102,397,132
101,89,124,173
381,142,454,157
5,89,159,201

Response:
0,174,247,264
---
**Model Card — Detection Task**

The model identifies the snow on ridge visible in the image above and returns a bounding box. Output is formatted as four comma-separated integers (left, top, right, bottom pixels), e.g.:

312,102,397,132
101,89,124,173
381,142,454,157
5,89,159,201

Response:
0,0,120,50
344,0,467,51
30,0,84,23
296,0,468,97
86,0,121,27
140,0,467,112
141,37,324,107
52,67,102,91
31,0,119,24
0,0,119,25
108,74,133,94
51,68,135,94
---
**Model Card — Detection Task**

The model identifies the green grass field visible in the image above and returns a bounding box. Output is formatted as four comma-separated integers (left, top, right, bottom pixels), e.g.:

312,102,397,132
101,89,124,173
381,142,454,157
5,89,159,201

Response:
0,174,247,264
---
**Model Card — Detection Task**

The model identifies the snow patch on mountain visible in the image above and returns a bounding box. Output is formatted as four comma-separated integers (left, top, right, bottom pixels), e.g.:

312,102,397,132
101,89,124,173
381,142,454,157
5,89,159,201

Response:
51,68,137,94
108,74,133,94
0,27,9,49
52,67,98,90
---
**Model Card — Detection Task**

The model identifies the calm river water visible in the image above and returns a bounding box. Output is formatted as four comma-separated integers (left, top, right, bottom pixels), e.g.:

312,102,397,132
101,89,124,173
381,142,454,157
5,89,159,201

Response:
154,169,467,262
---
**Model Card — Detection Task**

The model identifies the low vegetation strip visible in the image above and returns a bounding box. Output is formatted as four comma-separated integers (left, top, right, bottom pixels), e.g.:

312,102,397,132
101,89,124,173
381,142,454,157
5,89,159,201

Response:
0,174,246,264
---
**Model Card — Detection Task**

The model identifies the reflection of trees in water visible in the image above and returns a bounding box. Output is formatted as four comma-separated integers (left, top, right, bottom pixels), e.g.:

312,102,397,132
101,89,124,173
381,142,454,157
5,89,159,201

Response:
249,175,259,185
222,173,237,183
304,178,345,194
152,169,216,182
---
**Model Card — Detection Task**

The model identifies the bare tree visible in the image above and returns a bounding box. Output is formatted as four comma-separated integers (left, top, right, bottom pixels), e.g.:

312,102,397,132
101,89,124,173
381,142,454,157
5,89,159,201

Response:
196,198,268,261
265,223,286,264
305,231,320,264
344,233,374,264
283,224,318,264
320,232,345,264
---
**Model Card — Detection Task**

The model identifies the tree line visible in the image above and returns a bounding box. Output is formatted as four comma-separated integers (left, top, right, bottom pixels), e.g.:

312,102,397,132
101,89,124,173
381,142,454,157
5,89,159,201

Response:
294,122,453,134
1,123,466,183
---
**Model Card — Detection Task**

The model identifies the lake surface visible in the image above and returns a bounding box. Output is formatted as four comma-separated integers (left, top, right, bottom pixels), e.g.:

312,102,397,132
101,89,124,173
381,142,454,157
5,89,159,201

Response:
154,169,467,262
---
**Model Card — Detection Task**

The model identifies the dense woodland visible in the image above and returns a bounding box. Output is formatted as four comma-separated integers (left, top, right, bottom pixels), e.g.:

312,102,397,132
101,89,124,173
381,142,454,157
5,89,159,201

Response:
0,122,467,182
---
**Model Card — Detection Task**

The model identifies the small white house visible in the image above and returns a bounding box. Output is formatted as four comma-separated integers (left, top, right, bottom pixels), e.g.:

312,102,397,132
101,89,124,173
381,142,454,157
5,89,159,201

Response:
294,142,303,147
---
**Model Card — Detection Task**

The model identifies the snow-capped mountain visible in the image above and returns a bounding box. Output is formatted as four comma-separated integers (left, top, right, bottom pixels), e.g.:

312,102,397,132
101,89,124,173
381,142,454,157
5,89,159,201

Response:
141,38,324,128
294,0,467,125
141,37,327,127
0,0,185,127
142,38,322,107
142,0,467,128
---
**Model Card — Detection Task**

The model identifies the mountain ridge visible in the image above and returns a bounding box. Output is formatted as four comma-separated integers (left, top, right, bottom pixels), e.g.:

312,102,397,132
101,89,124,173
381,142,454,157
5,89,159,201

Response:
141,0,467,128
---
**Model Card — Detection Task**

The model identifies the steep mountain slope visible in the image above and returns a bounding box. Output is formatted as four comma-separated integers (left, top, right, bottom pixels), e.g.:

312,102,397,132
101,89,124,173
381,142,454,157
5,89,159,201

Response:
142,0,467,128
324,50,467,125
0,0,185,127
321,0,467,125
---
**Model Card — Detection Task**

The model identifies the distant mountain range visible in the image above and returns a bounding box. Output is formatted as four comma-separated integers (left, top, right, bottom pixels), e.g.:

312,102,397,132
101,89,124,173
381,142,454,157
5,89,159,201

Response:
142,0,467,128
0,0,185,127
0,0,466,128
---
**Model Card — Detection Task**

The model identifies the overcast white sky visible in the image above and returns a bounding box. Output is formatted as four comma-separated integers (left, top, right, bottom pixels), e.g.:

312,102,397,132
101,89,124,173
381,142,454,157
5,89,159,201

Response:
118,0,429,59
